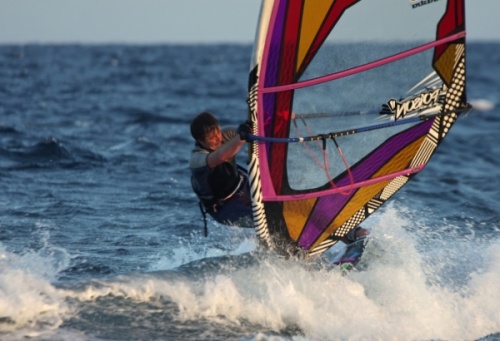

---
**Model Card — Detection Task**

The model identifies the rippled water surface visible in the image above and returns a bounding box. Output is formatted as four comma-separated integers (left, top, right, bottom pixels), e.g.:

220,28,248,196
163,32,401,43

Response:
0,43,499,341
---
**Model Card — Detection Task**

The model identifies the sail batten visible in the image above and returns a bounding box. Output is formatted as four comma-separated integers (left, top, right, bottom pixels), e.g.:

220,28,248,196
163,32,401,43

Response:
261,31,466,94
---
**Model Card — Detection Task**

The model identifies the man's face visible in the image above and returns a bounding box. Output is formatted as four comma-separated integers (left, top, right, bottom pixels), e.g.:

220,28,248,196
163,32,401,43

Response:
199,127,222,151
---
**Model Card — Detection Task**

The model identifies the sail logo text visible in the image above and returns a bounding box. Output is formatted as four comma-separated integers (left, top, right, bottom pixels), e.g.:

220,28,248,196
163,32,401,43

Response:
387,86,443,120
410,0,440,9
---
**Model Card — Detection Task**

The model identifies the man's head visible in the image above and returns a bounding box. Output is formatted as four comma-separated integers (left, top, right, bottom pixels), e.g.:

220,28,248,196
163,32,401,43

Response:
190,112,222,151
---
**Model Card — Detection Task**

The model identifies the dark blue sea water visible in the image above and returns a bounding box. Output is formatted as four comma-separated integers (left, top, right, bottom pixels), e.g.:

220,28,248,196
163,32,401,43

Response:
0,43,499,341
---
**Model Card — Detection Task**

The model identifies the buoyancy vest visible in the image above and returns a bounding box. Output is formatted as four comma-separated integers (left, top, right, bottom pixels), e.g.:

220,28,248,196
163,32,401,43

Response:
190,143,243,212
207,162,242,200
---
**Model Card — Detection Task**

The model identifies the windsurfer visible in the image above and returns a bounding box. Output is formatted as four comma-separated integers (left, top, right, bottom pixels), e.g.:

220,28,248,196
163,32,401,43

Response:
189,111,369,246
189,111,253,227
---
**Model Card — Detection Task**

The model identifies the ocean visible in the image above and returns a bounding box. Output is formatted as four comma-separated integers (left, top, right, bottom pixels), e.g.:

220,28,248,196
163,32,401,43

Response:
0,43,498,341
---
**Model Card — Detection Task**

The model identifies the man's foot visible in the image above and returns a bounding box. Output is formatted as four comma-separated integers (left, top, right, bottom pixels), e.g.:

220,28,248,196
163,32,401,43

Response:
344,226,369,243
335,228,370,270
355,227,369,240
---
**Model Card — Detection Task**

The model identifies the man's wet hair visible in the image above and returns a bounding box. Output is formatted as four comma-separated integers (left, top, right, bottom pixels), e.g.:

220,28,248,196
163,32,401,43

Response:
190,112,219,141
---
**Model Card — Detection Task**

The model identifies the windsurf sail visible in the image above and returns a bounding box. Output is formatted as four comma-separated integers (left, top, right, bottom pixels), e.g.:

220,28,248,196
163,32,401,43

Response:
246,0,470,257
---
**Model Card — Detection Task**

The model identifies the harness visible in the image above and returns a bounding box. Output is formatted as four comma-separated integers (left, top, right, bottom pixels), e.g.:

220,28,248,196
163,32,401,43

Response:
191,165,246,237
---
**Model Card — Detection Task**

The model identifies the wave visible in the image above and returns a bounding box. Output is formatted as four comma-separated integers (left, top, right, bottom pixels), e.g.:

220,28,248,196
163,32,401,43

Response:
0,125,19,134
0,235,72,340
124,109,191,126
1,206,499,340
0,137,106,170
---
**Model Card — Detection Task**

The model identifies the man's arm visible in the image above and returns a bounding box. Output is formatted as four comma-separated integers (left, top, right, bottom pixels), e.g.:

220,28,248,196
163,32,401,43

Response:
206,135,245,168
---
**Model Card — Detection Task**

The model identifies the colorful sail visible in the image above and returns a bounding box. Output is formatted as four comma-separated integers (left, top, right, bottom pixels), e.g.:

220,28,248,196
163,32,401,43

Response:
247,0,470,256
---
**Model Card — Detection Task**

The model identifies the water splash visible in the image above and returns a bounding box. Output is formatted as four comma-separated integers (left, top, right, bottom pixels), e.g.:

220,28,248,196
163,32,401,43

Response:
470,98,495,112
46,206,499,341
0,236,72,339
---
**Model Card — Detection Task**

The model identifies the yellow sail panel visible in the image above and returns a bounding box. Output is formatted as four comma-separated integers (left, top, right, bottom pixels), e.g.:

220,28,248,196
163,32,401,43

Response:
297,0,335,73
283,197,318,241
434,43,463,86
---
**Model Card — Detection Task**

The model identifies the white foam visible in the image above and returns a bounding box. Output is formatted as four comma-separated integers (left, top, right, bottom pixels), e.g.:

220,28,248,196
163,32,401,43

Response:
147,224,257,271
470,98,495,112
5,207,497,340
0,241,72,339
94,205,497,341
